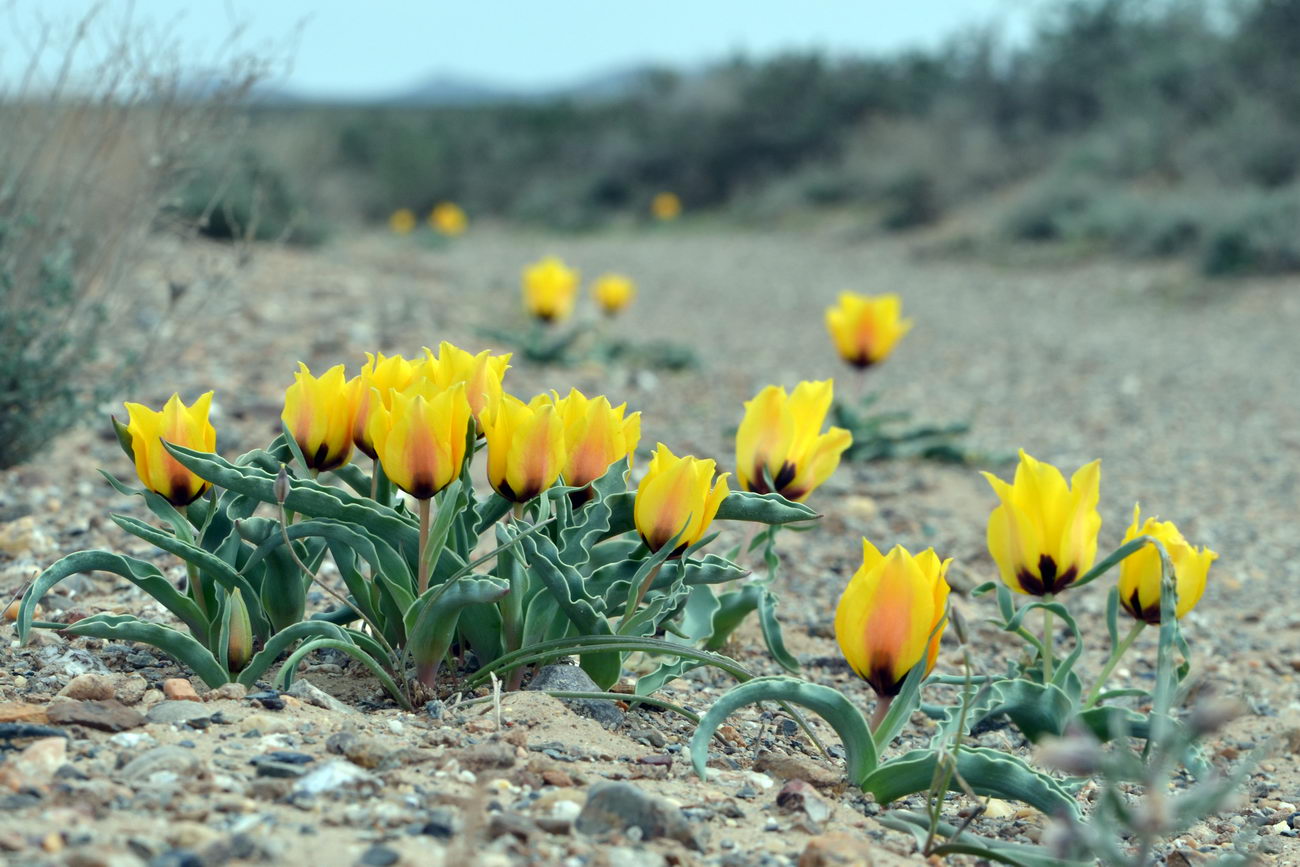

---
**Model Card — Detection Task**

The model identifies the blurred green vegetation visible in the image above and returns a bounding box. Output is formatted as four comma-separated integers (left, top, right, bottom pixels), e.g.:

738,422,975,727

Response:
213,0,1300,275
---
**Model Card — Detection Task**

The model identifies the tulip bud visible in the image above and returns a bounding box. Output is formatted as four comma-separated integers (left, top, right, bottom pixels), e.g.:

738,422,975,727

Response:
368,382,473,500
633,443,730,554
1118,504,1217,624
274,466,291,505
347,352,415,459
825,291,913,369
225,588,255,673
651,191,681,221
122,392,217,506
388,208,416,235
418,342,511,428
282,362,354,473
484,394,567,503
591,273,636,316
522,256,579,323
554,388,641,490
982,450,1101,596
833,540,951,697
735,380,852,502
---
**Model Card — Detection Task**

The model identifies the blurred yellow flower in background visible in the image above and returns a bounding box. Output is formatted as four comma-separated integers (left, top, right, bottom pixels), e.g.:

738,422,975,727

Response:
591,273,636,316
825,292,913,369
522,255,580,323
388,208,417,235
429,202,467,236
651,191,682,221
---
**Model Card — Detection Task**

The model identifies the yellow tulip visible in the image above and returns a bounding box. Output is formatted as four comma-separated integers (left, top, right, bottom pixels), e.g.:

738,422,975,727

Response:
388,208,416,235
366,382,472,499
634,443,730,554
282,362,354,472
522,256,580,323
1118,505,1217,624
123,391,217,506
651,191,682,221
735,380,852,502
429,201,467,236
347,352,415,459
825,291,913,368
417,342,511,426
592,273,636,315
485,394,567,502
554,388,641,488
983,450,1101,596
834,540,951,697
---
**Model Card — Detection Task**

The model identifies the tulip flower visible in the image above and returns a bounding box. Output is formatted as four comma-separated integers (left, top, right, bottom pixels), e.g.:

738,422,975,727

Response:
366,382,473,500
983,450,1101,596
651,191,682,221
735,380,852,502
282,363,354,472
522,256,580,323
388,208,416,235
592,273,636,316
1118,505,1217,624
834,540,951,699
634,443,729,554
348,352,415,459
484,394,567,502
554,388,641,488
429,201,467,236
825,292,913,369
418,342,511,427
122,391,217,506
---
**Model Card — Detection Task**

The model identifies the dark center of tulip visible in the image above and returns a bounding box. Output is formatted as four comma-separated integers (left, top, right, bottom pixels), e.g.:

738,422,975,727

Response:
1125,589,1163,625
1016,555,1078,596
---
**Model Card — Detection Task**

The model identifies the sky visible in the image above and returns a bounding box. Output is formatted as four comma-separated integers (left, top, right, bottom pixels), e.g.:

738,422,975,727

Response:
5,1,1035,99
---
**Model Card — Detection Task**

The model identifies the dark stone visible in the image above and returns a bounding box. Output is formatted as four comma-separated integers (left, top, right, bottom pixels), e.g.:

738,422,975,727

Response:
148,851,203,867
358,845,399,866
419,807,457,838
254,761,308,779
574,781,704,850
526,664,623,729
47,700,144,732
0,723,68,743
254,751,315,766
488,813,535,842
246,690,285,711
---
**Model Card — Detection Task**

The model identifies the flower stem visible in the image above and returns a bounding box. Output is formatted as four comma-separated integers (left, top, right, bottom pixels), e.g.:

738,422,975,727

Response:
417,497,433,594
623,563,664,628
870,695,894,732
1084,620,1147,709
370,459,379,501
1041,594,1055,682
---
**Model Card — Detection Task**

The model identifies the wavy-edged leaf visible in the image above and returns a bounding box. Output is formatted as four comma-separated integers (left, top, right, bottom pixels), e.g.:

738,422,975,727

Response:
403,576,509,680
1077,705,1152,742
235,620,360,687
703,583,763,651
18,550,209,644
61,613,229,688
974,679,1075,743
863,747,1080,819
690,676,876,786
757,587,799,673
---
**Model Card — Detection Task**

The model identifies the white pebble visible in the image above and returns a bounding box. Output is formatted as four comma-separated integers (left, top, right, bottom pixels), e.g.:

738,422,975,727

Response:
457,769,477,784
550,800,582,821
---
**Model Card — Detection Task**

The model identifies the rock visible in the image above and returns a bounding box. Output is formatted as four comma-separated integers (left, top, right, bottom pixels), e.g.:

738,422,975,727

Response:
358,845,400,866
120,746,206,784
63,850,146,867
327,732,390,769
237,712,292,734
1,737,67,787
116,675,148,706
754,749,843,788
0,702,49,724
291,760,376,797
575,781,703,850
488,812,536,842
982,797,1015,819
253,761,307,779
798,831,875,867
47,700,143,732
777,779,831,824
526,663,624,729
285,678,353,713
246,690,285,711
162,679,201,703
457,742,515,772
205,683,246,702
145,701,214,727
58,673,118,702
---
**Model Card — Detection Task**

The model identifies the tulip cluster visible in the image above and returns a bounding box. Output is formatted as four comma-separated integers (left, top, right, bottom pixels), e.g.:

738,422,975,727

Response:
521,256,638,323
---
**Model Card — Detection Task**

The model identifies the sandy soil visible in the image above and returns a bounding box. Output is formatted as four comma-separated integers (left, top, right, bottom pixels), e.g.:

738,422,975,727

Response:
2,223,1299,865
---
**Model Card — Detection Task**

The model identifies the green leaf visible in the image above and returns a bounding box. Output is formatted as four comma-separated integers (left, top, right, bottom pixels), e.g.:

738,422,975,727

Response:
690,676,876,785
274,637,410,709
975,679,1075,743
757,587,799,673
61,613,229,688
330,464,372,498
1077,705,1152,742
703,583,763,651
863,747,1080,818
403,576,509,681
602,489,818,538
99,470,194,543
17,550,209,644
235,620,361,687
878,811,1091,867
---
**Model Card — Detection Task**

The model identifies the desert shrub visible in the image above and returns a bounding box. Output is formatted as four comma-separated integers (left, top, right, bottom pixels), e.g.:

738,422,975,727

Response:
0,7,266,468
172,147,327,246
1200,187,1300,276
1002,175,1096,242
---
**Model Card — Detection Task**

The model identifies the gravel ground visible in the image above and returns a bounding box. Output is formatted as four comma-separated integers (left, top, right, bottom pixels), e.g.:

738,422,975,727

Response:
2,224,1299,865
